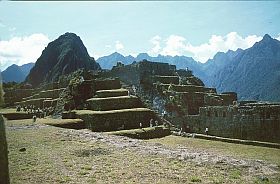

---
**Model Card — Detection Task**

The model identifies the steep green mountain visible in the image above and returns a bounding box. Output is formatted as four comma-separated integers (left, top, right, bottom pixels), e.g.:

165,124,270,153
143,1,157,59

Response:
25,32,100,87
1,63,34,83
206,34,280,101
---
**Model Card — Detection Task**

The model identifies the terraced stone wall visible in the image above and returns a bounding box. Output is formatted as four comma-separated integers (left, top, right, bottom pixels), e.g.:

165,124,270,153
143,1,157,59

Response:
86,96,143,111
4,88,34,106
71,109,158,131
95,89,128,98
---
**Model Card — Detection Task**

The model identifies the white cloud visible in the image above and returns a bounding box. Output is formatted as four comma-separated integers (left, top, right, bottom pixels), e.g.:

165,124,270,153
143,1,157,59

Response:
161,35,187,56
148,35,161,56
185,32,262,62
115,41,124,51
0,33,50,70
148,32,264,63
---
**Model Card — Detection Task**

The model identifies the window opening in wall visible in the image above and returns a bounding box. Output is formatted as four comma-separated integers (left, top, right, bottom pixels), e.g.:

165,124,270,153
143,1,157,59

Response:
215,111,218,117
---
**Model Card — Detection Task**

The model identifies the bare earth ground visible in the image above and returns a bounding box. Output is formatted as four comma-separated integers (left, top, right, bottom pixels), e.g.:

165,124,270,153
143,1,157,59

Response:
5,118,280,184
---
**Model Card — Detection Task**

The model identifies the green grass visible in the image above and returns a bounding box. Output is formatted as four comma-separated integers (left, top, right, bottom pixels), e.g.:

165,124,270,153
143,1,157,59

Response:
0,108,18,114
147,135,280,166
5,119,280,184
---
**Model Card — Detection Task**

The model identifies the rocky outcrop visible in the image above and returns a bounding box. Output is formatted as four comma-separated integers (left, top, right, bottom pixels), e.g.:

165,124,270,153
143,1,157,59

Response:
0,115,9,184
25,32,100,87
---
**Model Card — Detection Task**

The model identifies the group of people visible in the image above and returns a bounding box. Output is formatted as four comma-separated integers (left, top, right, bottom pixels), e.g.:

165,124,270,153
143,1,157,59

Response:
16,105,54,122
149,118,159,127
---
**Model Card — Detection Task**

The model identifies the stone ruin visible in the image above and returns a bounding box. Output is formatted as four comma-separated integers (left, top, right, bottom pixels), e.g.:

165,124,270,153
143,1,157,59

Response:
186,102,280,143
2,60,280,143
62,77,159,131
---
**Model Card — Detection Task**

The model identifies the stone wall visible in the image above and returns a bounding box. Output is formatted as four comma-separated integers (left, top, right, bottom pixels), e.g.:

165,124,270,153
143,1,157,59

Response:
4,89,34,106
17,98,52,108
95,89,128,98
186,104,280,143
0,115,9,184
86,95,143,111
69,108,158,131
93,78,121,91
152,75,179,85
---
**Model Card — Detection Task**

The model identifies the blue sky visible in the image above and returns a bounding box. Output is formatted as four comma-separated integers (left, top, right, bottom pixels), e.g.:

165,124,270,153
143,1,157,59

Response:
0,1,280,70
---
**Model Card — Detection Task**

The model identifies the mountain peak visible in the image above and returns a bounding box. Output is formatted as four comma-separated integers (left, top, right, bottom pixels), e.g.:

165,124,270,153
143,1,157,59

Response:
59,32,79,39
263,34,272,41
111,52,123,56
25,33,100,86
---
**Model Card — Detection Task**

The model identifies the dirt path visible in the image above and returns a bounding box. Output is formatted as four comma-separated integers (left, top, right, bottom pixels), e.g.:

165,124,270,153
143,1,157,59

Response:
57,128,279,176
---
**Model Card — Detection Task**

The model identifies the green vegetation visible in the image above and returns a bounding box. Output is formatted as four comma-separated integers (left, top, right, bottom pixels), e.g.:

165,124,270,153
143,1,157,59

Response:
5,118,280,183
147,135,280,166
7,120,274,183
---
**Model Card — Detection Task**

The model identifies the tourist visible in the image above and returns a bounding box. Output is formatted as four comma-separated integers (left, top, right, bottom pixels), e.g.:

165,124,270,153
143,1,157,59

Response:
32,115,37,123
139,122,142,128
205,127,209,135
150,118,154,127
132,85,136,95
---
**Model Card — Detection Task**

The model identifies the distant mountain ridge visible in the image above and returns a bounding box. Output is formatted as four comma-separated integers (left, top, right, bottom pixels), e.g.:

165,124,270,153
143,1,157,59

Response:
1,63,34,83
25,32,100,87
203,34,280,101
97,52,205,78
3,33,280,101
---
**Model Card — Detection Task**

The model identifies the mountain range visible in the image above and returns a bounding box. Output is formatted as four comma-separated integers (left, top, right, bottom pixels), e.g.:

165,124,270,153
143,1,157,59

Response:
205,34,280,101
96,34,280,101
1,33,279,101
1,63,34,83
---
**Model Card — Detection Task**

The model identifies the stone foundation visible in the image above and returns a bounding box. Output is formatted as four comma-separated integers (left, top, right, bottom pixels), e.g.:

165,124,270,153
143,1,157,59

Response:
66,108,157,131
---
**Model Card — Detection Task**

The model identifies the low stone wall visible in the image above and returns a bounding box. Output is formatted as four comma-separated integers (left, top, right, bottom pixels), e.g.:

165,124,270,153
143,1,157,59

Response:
43,98,58,108
194,133,280,149
38,88,65,99
0,115,9,184
95,89,128,98
86,96,143,111
94,78,121,91
159,84,216,93
1,112,33,120
17,98,52,108
108,126,171,139
44,119,85,129
68,108,157,131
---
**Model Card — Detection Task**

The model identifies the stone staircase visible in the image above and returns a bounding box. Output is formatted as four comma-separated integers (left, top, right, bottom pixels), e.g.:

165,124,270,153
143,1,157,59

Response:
63,78,159,132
